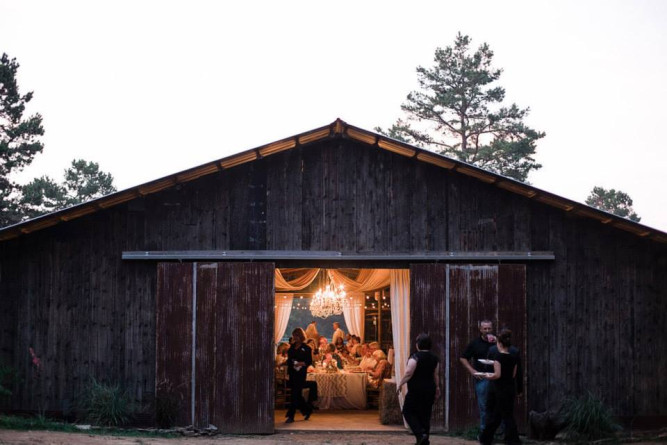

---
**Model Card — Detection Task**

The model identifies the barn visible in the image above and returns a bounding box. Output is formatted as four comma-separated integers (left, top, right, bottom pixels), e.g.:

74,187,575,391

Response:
1,119,665,433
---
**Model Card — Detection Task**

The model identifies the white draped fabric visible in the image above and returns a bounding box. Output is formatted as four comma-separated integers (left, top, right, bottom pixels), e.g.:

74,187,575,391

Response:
273,268,399,346
274,293,294,344
328,269,391,341
341,293,365,339
274,268,320,291
389,269,410,412
328,269,390,291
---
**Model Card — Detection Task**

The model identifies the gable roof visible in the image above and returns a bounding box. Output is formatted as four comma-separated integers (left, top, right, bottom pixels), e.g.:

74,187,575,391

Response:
1,118,665,243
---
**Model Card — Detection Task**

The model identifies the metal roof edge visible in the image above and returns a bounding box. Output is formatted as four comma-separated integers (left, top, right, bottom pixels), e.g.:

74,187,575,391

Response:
1,118,665,244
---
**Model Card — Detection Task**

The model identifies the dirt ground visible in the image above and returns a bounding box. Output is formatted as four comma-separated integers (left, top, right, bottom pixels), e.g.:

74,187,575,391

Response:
2,429,666,445
0,430,476,445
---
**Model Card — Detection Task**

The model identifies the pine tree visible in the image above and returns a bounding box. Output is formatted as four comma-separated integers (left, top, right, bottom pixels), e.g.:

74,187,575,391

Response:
0,53,45,226
20,159,117,219
586,186,641,222
377,33,545,182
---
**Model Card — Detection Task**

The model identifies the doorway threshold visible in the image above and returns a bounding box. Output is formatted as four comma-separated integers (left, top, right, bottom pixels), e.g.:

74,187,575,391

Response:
275,409,405,432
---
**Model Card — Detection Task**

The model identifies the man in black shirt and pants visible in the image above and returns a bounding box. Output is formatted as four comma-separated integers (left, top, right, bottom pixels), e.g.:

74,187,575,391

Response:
459,320,496,432
286,328,314,423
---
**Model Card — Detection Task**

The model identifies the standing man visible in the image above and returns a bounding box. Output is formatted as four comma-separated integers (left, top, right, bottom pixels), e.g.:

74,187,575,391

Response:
305,320,319,342
286,328,314,423
332,321,345,346
459,320,497,432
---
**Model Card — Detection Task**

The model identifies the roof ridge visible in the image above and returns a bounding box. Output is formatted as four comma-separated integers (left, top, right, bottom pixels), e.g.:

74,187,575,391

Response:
1,119,665,243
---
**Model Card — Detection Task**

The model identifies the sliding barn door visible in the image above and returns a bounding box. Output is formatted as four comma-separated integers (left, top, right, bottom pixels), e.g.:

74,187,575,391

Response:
410,264,448,432
410,264,526,432
156,262,274,433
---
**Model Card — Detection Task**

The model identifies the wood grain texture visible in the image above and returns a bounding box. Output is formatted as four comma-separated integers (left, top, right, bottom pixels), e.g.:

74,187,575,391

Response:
156,263,193,426
0,137,665,427
410,264,447,432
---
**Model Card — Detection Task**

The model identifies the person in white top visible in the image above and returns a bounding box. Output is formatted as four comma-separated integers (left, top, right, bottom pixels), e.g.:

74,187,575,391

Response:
331,322,345,346
359,342,379,371
305,320,319,342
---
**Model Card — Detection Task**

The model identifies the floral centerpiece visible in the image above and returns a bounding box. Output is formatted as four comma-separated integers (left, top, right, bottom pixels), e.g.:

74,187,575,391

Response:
323,354,340,373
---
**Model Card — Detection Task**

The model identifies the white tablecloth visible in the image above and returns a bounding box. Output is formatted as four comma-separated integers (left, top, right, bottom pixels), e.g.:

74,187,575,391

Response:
307,371,367,409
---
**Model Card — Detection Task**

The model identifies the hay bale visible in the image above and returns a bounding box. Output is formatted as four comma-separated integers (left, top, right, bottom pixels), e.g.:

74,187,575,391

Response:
380,380,403,425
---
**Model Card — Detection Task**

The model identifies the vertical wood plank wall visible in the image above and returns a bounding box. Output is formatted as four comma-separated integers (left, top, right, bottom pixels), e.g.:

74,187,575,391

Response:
1,138,665,423
413,264,527,431
447,265,479,430
157,262,274,432
156,263,193,426
212,262,274,433
410,264,448,432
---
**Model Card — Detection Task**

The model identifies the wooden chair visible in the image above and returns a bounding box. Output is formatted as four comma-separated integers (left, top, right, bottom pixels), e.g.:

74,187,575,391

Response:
367,360,392,409
275,366,291,409
367,386,381,409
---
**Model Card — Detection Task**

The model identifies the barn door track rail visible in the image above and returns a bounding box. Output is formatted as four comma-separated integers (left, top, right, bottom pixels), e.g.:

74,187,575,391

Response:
123,250,555,261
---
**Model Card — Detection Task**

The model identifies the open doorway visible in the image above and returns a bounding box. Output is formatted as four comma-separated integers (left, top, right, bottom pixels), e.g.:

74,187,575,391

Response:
273,268,407,431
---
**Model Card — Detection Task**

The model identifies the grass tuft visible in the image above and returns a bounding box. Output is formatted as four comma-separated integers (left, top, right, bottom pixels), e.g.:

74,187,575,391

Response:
0,415,177,438
79,377,134,427
561,391,622,442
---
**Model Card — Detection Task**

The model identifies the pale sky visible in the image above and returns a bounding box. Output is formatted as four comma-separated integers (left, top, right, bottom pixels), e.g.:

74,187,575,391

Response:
2,0,666,232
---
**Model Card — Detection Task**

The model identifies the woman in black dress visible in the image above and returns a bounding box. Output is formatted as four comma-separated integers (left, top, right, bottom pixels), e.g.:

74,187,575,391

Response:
285,327,313,423
479,328,522,445
397,333,440,445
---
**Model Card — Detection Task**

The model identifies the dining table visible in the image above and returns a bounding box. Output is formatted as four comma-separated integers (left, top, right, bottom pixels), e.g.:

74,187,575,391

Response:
306,369,367,409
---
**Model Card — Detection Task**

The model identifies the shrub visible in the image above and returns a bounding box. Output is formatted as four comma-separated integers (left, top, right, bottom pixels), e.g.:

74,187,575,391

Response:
0,361,19,401
154,380,184,429
79,378,134,426
561,391,621,442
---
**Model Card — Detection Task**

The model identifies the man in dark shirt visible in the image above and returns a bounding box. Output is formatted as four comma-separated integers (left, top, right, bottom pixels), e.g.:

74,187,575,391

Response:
459,319,496,431
286,328,314,423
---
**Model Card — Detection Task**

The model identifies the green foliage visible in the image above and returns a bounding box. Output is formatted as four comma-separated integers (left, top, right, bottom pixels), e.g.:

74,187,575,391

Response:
154,380,184,429
377,33,544,182
19,159,116,219
0,414,78,432
586,186,641,222
0,415,177,437
79,378,135,427
63,159,116,204
0,53,45,227
561,392,621,442
19,176,66,220
449,425,481,440
0,361,19,400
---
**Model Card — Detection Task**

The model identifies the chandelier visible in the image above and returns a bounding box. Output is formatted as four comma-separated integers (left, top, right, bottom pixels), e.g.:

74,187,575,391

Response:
310,271,346,318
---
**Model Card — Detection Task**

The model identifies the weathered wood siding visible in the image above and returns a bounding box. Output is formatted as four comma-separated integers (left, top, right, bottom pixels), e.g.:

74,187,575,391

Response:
447,264,527,431
156,262,274,431
1,137,665,422
410,264,448,432
411,264,527,432
156,263,193,426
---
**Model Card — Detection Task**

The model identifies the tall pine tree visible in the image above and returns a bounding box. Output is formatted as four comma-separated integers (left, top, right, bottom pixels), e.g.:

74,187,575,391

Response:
377,33,545,182
0,53,44,226
586,186,641,222
20,159,117,219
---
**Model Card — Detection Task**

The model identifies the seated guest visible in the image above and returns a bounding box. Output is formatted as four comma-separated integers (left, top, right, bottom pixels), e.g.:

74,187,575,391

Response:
334,336,346,353
339,347,360,366
347,335,362,357
359,344,377,372
367,350,391,389
325,344,344,369
318,336,329,356
276,342,290,367
305,338,319,364
346,336,356,354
